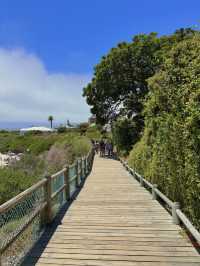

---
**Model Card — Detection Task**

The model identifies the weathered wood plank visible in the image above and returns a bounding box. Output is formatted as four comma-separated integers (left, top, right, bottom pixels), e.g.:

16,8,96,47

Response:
23,156,200,266
25,258,200,266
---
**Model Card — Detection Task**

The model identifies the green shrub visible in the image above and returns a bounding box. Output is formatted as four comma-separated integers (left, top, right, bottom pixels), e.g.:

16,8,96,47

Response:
57,126,67,133
128,35,200,230
85,126,102,140
112,118,142,156
0,132,92,204
0,168,41,205
78,122,89,135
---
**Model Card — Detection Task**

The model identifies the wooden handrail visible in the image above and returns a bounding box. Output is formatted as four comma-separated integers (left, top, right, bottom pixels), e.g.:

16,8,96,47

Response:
120,158,200,245
0,148,95,266
0,178,47,214
51,168,66,179
69,162,76,169
51,184,67,200
176,209,200,244
154,188,174,208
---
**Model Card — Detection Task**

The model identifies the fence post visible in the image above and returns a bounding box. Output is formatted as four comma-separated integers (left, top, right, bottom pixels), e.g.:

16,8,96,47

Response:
75,160,79,188
152,184,158,200
64,166,70,201
85,157,88,175
81,158,84,181
46,175,53,223
88,154,90,172
86,156,88,175
172,202,180,225
140,175,144,187
83,157,86,178
88,155,90,173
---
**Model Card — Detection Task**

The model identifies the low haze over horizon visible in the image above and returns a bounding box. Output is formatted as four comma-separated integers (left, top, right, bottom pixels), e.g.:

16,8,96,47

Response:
0,0,199,128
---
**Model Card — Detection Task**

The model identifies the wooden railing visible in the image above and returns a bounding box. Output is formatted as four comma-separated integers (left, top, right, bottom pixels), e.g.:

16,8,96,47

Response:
0,149,95,266
120,159,200,247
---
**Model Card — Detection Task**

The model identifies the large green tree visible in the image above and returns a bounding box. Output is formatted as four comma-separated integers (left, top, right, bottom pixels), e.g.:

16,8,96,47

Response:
83,33,161,126
83,28,196,128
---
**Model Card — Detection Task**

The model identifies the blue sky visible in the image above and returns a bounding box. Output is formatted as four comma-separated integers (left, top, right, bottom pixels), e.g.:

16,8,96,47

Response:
0,0,199,127
1,0,199,73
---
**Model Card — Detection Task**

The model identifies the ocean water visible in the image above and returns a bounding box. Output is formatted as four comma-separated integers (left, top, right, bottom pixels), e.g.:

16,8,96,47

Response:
0,122,54,130
0,121,78,130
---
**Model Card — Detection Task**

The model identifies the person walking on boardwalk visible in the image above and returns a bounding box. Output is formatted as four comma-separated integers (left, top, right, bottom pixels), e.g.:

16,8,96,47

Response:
99,139,105,157
108,141,113,157
94,141,99,154
105,140,110,157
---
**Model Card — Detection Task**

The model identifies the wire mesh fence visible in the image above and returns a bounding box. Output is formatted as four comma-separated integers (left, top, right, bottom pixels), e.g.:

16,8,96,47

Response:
51,171,66,219
0,149,95,266
0,181,46,266
68,163,77,197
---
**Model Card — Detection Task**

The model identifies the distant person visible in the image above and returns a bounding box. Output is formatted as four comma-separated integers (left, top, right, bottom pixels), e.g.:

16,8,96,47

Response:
99,139,105,157
95,141,99,154
108,142,113,157
105,141,110,157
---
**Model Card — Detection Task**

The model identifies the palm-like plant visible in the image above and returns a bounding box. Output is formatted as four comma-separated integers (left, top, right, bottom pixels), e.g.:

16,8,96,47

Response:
48,115,54,128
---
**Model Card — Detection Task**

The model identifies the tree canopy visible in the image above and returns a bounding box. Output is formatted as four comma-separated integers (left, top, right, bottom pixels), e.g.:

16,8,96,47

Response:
83,28,197,127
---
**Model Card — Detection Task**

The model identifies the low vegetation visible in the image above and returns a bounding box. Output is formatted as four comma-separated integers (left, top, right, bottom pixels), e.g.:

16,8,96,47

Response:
0,131,91,204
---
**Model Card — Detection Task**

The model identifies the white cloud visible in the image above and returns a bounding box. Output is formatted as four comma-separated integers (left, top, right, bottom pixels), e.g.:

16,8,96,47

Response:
0,48,91,124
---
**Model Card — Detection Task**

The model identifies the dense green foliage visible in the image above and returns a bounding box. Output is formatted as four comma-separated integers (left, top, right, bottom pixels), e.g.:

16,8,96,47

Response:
0,132,91,204
0,132,60,154
84,28,200,230
129,34,200,229
112,118,141,155
78,122,90,135
85,125,102,140
83,29,198,161
83,33,161,126
83,28,197,138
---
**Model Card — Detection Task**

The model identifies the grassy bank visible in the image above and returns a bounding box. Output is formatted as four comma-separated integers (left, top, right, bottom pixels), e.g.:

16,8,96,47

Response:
0,131,91,204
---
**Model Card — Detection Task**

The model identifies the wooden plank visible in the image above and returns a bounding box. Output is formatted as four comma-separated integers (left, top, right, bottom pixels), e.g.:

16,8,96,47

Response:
23,156,200,266
34,243,197,252
26,258,200,266
33,252,200,262
31,247,199,257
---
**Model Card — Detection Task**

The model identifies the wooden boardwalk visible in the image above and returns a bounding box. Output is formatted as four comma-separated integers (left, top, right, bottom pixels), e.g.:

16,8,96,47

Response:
25,156,200,266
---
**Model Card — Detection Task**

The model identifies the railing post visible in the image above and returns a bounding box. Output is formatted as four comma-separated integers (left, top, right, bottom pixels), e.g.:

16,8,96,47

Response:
86,156,88,176
46,175,53,223
83,157,86,178
172,202,180,225
88,155,90,172
139,175,144,187
87,155,90,173
85,157,88,175
75,160,79,188
152,184,158,200
81,157,83,181
64,166,70,201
